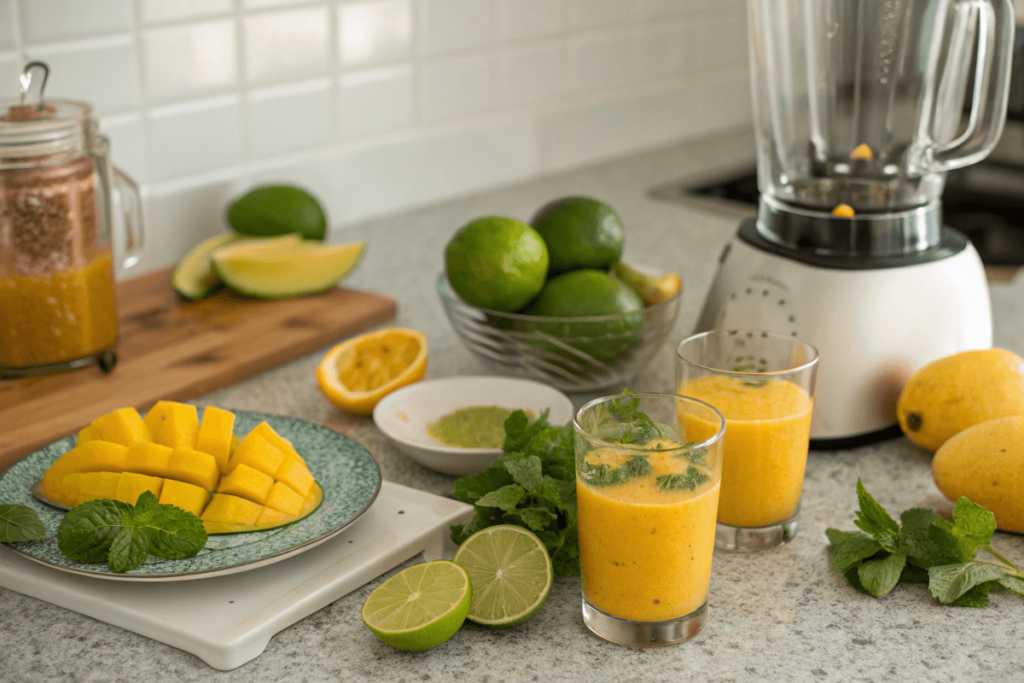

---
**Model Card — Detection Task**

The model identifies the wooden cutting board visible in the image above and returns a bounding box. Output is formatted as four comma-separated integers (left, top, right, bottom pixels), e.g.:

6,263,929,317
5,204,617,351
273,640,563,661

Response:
0,268,396,472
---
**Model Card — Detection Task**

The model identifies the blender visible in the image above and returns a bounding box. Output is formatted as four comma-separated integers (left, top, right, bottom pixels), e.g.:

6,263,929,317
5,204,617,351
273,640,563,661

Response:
695,0,1015,445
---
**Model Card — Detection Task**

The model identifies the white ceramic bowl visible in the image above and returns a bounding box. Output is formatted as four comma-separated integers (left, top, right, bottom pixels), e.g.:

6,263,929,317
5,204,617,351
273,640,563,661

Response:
372,376,575,477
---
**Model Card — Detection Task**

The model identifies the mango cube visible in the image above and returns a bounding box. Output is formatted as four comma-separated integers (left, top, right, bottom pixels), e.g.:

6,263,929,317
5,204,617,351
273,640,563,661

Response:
77,426,96,446
165,448,220,491
201,494,262,526
115,472,164,505
42,441,131,506
249,421,305,464
195,406,236,474
264,481,304,515
255,507,295,528
126,440,173,478
218,464,274,505
91,408,152,447
144,401,199,450
229,434,285,479
159,479,210,517
275,455,314,498
62,472,121,505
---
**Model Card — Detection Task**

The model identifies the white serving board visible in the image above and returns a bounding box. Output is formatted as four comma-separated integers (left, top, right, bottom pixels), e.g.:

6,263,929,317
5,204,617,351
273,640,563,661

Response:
0,482,472,671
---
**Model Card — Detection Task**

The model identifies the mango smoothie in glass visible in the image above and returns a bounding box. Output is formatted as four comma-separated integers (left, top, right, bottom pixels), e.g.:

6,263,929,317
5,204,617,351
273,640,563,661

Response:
677,330,818,552
574,393,725,647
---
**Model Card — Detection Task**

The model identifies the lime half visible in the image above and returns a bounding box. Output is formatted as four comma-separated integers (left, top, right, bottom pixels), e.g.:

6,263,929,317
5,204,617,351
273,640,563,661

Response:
452,525,553,628
361,560,472,652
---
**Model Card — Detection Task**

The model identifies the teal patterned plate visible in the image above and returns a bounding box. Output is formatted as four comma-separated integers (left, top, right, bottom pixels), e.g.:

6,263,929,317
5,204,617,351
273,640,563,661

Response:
0,411,381,582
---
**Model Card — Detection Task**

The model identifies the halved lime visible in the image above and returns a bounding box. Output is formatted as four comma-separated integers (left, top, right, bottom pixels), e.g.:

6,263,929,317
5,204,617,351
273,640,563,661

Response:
452,525,553,628
361,560,472,651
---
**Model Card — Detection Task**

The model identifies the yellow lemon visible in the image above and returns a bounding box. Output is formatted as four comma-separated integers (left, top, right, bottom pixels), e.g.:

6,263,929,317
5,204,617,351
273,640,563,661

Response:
896,349,1024,452
933,416,1024,533
316,327,427,415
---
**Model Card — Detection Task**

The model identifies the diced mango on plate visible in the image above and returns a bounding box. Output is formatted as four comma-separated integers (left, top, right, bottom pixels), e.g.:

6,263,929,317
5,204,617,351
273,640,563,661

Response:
42,402,323,534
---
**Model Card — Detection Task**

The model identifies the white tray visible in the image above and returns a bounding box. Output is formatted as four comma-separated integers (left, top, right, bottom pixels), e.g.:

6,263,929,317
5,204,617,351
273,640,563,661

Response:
0,482,472,670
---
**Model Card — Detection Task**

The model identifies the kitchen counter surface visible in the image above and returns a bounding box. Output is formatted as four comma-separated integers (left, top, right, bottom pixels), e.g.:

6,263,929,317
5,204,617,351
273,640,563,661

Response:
3,130,1023,683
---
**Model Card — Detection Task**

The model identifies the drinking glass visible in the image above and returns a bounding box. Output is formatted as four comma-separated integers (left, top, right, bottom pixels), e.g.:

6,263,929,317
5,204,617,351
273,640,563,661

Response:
676,330,818,552
574,393,725,647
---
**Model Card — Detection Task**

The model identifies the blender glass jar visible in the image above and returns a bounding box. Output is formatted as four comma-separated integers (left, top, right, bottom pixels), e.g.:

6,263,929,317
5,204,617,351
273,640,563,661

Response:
0,64,143,376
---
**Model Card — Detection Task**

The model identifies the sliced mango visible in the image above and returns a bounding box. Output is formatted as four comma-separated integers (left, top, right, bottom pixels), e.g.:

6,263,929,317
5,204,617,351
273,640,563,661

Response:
43,441,131,506
202,493,262,527
196,406,236,474
115,472,164,505
91,408,152,446
144,401,199,450
229,434,286,479
165,448,220,491
255,507,295,528
77,426,96,446
218,464,274,505
159,479,210,517
265,481,304,515
126,440,173,478
276,455,314,498
62,472,121,506
248,421,305,464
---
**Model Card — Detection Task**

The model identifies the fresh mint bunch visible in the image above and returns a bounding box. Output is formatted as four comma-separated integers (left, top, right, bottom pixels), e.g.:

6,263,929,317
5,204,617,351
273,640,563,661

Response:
0,504,46,543
451,409,580,577
826,480,1024,607
57,491,208,574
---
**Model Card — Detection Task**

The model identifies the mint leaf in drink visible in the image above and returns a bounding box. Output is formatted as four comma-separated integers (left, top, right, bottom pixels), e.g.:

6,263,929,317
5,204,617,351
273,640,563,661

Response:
57,499,132,563
579,455,652,487
0,504,46,543
928,562,1008,604
656,466,710,492
858,553,906,597
132,491,207,560
107,526,150,574
676,444,707,466
853,479,899,538
475,484,527,511
825,528,882,574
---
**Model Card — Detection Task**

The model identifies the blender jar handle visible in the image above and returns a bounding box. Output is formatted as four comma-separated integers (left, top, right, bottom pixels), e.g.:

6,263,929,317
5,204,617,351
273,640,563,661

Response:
928,0,1015,172
112,165,144,271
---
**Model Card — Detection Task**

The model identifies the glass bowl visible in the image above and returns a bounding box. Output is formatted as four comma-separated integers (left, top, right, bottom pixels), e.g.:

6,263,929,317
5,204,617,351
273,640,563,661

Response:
436,273,681,392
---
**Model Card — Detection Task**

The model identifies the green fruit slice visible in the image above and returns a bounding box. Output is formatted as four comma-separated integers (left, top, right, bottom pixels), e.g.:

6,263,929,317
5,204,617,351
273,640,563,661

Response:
361,560,472,651
227,185,328,240
172,234,241,300
212,237,364,299
452,524,553,628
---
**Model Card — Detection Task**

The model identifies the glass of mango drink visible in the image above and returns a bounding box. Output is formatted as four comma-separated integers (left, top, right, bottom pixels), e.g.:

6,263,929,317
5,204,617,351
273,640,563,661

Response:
573,393,725,647
676,330,818,553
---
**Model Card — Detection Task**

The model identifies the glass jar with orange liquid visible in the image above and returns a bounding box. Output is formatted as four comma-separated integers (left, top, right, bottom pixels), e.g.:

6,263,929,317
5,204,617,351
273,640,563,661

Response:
0,62,144,376
676,330,819,552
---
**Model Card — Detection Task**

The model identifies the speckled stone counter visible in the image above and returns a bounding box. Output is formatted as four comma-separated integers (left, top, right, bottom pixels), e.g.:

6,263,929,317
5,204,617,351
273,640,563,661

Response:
2,132,1023,682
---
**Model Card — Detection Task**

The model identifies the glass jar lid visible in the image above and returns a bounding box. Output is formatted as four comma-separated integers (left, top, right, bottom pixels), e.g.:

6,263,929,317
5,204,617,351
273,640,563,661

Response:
0,62,95,162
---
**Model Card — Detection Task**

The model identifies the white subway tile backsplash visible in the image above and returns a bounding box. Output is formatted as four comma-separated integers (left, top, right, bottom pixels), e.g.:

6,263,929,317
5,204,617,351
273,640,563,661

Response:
0,52,20,95
143,20,237,101
497,42,563,107
19,0,131,43
420,53,492,123
631,22,685,81
25,36,138,114
144,176,241,268
140,0,233,24
496,0,564,42
568,0,630,31
146,96,244,180
419,0,492,56
339,65,413,138
244,7,330,83
100,112,149,183
338,0,412,68
635,0,685,20
570,31,634,92
0,1,18,50
247,80,332,158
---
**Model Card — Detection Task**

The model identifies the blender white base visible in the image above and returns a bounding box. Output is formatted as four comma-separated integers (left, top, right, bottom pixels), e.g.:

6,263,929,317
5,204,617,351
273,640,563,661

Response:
696,233,993,440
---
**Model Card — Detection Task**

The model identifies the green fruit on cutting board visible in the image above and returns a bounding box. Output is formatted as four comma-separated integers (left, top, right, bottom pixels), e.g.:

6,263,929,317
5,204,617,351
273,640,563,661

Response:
227,185,328,241
172,234,251,300
212,235,364,299
445,216,548,312
531,196,624,274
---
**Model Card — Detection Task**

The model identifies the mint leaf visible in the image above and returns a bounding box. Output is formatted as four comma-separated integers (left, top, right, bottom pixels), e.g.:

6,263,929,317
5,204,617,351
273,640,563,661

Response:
508,507,558,532
579,455,652,487
0,504,46,543
453,467,514,505
676,444,707,466
500,454,543,492
854,479,899,537
825,528,882,574
107,526,149,574
475,484,526,511
928,562,1008,604
950,582,993,608
929,498,997,564
898,508,953,568
656,466,710,492
502,409,550,453
858,553,906,597
900,565,930,584
997,573,1024,597
133,491,207,560
57,499,132,563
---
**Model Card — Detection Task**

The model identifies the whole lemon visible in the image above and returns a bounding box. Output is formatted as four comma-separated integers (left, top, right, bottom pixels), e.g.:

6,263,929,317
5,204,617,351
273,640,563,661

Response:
896,348,1024,452
933,416,1024,533
445,216,548,312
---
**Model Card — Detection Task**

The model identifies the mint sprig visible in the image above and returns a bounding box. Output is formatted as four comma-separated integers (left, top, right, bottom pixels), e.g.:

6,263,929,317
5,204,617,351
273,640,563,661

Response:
826,480,1024,607
0,504,46,543
57,491,208,574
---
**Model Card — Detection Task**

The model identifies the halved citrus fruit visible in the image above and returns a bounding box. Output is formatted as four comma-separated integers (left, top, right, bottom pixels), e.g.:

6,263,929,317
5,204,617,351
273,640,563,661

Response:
316,327,427,415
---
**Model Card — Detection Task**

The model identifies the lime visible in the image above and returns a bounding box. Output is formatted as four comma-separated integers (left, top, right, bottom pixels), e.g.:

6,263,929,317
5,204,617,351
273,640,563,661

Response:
531,197,624,274
227,185,327,240
212,235,364,299
171,233,240,300
452,525,553,628
445,216,549,312
361,560,472,652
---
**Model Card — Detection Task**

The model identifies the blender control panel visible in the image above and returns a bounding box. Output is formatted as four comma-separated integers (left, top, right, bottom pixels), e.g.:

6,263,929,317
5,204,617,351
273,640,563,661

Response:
714,276,800,339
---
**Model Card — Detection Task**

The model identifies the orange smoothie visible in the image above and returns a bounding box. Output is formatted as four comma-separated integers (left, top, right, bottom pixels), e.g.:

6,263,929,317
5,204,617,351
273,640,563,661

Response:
680,375,812,528
577,449,720,622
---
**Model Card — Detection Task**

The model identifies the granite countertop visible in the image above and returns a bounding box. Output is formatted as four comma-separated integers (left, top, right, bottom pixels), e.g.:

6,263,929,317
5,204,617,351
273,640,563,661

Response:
3,131,1023,682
